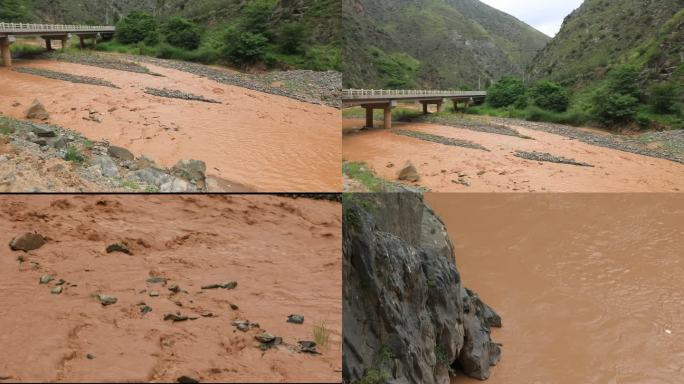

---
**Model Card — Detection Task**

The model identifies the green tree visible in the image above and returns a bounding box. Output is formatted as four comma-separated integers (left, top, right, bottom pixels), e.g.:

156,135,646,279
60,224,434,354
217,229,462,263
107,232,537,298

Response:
162,16,201,50
530,80,570,112
649,83,679,114
279,22,307,54
605,64,641,98
487,76,526,108
242,0,278,34
592,90,639,126
0,0,30,22
116,11,157,44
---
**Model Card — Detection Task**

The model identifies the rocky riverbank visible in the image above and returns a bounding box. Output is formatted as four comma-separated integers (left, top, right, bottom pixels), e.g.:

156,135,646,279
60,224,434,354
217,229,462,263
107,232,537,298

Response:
0,113,250,192
343,193,501,383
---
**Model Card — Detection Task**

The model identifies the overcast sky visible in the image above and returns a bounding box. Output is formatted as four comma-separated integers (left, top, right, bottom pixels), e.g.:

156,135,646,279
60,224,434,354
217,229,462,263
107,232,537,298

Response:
480,0,585,36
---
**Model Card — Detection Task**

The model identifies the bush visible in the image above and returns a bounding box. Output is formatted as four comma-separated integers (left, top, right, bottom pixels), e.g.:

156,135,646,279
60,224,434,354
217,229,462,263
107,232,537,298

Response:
487,76,526,108
592,90,639,126
116,11,157,44
605,64,641,98
241,0,278,34
0,0,30,22
530,80,570,112
162,16,201,50
279,22,307,54
223,29,269,65
649,83,679,114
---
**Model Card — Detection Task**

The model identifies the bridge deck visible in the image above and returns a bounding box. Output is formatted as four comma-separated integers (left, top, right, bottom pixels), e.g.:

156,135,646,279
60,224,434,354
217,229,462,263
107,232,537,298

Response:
0,23,115,37
342,89,486,107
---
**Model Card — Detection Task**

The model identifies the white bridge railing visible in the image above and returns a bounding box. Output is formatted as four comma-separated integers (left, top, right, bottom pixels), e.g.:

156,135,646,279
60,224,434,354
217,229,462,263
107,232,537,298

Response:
0,23,115,32
343,89,486,99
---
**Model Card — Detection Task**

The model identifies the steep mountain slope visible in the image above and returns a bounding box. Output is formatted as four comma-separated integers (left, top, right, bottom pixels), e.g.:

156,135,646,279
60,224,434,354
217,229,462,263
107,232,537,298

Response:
343,0,550,89
530,0,684,89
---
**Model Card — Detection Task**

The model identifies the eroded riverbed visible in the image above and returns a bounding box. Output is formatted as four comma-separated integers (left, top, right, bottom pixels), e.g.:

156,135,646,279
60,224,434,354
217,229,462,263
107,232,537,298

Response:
344,118,684,192
0,195,341,382
425,194,684,384
0,58,341,192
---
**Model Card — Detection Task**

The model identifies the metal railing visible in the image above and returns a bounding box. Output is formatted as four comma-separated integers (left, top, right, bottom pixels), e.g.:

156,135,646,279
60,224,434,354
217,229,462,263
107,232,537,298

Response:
0,23,115,33
343,89,486,99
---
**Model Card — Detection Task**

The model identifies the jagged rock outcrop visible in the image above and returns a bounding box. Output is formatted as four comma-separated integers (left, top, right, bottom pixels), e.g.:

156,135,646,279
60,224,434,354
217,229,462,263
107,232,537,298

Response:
343,193,501,383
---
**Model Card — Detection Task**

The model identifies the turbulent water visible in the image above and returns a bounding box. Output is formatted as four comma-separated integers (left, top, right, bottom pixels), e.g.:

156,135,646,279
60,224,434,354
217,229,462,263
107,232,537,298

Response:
0,60,341,192
425,194,684,384
343,118,684,192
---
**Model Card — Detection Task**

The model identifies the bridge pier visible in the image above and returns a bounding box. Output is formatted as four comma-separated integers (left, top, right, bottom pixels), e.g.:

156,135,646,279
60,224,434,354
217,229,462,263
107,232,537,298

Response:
77,33,98,49
420,99,443,114
362,102,396,129
0,36,15,67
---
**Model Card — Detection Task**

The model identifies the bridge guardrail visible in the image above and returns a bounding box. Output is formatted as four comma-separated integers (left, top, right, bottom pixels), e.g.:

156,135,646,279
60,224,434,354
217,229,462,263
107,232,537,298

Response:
0,23,115,32
343,89,486,99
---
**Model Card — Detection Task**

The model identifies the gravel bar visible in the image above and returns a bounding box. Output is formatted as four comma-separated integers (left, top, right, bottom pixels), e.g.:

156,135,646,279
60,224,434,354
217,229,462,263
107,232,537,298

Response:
394,129,489,151
513,150,594,167
144,87,221,104
13,67,119,88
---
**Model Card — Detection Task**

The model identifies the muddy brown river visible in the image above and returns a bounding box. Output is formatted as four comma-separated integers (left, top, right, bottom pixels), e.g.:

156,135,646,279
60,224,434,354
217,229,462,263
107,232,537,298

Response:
424,194,684,384
344,119,684,192
0,59,341,192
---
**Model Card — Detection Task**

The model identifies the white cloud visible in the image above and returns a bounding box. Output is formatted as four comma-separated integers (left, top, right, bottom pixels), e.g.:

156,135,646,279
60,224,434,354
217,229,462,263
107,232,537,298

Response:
479,0,585,36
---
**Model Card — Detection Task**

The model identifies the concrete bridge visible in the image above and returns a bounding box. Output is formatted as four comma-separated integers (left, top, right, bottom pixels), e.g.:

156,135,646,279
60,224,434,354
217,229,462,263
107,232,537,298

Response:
343,89,487,129
0,23,116,67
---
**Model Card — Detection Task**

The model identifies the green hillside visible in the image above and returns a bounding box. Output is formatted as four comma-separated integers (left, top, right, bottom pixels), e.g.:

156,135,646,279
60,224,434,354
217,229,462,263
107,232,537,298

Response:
1,0,341,71
343,0,550,89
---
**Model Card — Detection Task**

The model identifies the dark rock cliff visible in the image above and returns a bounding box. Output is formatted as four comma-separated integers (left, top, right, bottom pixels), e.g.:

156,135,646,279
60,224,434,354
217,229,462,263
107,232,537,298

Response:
343,193,501,384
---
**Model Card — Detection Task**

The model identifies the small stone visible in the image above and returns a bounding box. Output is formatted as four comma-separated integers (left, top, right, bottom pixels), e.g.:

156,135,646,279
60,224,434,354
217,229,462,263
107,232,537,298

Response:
201,284,221,290
164,312,189,322
200,311,215,318
397,161,420,182
146,276,167,284
287,314,305,324
230,304,239,310
106,243,130,254
222,281,237,290
16,255,26,263
168,284,181,293
56,279,66,286
140,305,153,314
177,375,199,384
39,275,54,284
51,286,63,295
10,232,47,251
255,332,276,343
86,353,96,360
298,340,321,354
149,291,159,297
97,294,117,306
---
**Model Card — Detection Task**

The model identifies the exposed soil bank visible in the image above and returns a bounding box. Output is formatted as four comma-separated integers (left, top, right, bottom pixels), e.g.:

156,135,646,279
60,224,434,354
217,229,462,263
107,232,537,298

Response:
343,119,684,192
0,195,341,382
425,194,684,384
0,57,341,192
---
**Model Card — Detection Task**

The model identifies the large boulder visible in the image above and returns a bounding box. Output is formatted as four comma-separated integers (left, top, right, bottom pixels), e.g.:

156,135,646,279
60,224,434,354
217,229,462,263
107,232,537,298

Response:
171,159,206,183
343,193,501,384
25,99,50,121
108,145,135,161
397,161,420,182
10,232,47,251
127,167,172,187
93,155,120,178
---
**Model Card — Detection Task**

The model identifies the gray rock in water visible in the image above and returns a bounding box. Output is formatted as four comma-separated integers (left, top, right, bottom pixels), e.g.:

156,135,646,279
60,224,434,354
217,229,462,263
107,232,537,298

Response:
51,286,63,295
255,332,276,343
93,155,120,178
146,277,167,284
201,284,221,290
397,161,420,182
10,232,47,251
164,312,189,322
26,100,50,121
97,294,117,306
40,274,54,284
127,167,172,187
222,281,237,290
149,291,160,297
86,353,96,360
108,145,135,161
287,314,304,324
140,305,153,314
106,243,131,255
168,284,181,293
343,193,501,383
160,177,192,193
230,303,239,310
171,159,206,182
298,340,320,355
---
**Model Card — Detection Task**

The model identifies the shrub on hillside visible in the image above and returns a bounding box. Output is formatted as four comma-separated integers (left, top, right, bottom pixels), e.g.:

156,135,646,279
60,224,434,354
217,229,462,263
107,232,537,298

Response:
222,28,269,65
279,22,307,54
530,80,570,112
605,64,641,98
116,11,157,44
241,0,278,34
162,16,201,50
649,83,679,114
592,90,639,126
0,0,30,22
487,76,526,108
